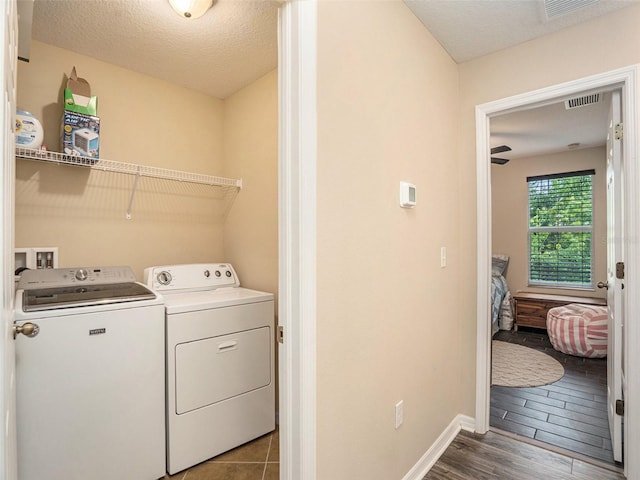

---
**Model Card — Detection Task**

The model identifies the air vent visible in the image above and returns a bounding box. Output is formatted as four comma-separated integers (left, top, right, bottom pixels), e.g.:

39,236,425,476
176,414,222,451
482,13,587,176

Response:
564,93,600,110
544,0,599,20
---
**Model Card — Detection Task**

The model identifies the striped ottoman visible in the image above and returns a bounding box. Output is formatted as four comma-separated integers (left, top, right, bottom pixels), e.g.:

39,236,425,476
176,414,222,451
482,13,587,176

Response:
546,303,608,358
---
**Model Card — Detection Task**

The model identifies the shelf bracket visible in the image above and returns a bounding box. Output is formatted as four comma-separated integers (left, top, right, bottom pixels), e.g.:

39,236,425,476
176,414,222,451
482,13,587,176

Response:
126,166,142,220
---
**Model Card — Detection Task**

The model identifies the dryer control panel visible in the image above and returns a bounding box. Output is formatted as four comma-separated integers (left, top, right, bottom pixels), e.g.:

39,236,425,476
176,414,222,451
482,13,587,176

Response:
144,263,240,292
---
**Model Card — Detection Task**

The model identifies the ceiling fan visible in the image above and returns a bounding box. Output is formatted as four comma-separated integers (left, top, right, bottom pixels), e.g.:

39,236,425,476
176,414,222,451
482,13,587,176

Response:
491,145,511,165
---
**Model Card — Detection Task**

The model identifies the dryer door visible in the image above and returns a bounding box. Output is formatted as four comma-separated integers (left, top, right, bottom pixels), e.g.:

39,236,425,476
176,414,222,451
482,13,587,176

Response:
175,326,271,414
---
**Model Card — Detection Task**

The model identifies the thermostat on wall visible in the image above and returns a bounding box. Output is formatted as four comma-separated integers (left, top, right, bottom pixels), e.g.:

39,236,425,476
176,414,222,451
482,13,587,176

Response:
399,181,416,208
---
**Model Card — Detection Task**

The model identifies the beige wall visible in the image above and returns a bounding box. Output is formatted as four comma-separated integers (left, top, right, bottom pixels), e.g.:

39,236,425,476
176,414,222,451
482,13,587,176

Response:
16,41,225,279
492,147,607,299
222,70,279,411
223,69,278,297
16,41,277,284
458,4,640,416
316,1,461,478
17,43,225,171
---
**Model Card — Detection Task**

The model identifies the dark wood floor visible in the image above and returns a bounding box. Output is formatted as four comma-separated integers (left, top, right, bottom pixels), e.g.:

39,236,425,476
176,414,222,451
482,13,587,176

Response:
423,430,624,480
490,328,617,465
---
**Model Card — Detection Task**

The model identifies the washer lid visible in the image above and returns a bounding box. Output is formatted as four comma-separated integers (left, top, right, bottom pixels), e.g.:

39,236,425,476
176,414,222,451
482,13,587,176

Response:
22,282,156,312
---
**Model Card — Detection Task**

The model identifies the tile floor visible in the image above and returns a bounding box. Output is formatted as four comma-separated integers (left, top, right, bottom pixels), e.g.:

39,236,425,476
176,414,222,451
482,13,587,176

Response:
165,429,279,480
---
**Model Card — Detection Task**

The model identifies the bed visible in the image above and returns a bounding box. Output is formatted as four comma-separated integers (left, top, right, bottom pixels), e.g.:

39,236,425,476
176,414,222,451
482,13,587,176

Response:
491,254,514,335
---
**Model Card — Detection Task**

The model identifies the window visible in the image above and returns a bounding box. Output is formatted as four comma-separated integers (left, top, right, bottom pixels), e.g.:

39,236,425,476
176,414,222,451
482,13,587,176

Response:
527,169,594,288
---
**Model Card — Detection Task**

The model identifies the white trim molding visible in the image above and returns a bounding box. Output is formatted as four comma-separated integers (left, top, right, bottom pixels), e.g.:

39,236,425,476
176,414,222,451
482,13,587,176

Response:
475,107,492,435
402,415,475,480
1,1,17,478
458,415,476,433
475,64,639,480
277,1,318,479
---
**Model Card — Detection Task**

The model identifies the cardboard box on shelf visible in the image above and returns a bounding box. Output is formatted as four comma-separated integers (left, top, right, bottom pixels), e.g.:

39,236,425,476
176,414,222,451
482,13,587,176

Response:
62,112,100,158
61,66,100,159
64,87,97,116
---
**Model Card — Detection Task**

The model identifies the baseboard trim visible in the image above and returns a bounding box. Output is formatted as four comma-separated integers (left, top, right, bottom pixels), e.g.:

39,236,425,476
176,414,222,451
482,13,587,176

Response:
458,414,475,433
402,414,475,480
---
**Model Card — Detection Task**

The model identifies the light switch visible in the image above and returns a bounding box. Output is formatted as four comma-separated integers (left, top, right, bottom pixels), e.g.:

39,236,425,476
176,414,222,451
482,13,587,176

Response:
400,181,416,208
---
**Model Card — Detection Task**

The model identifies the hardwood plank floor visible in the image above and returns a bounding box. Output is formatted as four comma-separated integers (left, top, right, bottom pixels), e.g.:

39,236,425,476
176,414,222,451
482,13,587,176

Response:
422,430,624,480
490,328,618,465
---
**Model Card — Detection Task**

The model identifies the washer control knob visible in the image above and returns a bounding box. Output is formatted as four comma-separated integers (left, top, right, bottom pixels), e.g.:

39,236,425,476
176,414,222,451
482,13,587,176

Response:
75,269,89,281
204,270,210,278
226,270,232,278
215,270,221,277
157,271,172,285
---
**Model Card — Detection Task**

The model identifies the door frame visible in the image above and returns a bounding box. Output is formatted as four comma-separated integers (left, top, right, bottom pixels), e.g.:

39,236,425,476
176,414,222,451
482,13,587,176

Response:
475,65,638,479
1,0,17,478
277,1,317,479
605,89,624,462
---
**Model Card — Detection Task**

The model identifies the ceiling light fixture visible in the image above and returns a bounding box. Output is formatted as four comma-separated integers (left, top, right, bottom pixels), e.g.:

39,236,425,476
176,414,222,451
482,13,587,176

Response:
168,0,213,19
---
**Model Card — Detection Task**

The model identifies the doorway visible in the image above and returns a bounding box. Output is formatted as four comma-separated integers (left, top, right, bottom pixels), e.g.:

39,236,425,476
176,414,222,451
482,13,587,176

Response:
474,66,639,480
2,2,290,480
488,95,616,465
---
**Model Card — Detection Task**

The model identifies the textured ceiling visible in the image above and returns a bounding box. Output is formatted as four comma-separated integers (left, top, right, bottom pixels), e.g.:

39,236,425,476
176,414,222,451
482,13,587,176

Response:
402,0,635,161
490,93,611,161
404,0,638,63
31,0,636,101
31,0,279,99
29,0,631,159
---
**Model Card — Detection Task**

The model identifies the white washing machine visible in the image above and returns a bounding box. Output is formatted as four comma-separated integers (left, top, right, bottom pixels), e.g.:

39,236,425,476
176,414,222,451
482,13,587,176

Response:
144,263,275,474
14,266,166,480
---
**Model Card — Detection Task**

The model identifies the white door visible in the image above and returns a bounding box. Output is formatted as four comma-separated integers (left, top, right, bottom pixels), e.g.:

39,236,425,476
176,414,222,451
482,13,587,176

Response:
1,0,18,478
604,89,624,463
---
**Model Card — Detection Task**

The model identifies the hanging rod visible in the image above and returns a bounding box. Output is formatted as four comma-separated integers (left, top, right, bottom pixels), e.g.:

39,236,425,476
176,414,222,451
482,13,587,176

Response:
15,147,243,189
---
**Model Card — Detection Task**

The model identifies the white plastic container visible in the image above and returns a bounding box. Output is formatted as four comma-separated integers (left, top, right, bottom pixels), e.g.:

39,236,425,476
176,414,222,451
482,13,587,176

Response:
16,109,44,149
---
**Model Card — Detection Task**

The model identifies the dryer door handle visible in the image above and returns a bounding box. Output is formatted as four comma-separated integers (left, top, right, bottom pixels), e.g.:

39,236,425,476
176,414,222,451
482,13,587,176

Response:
217,340,238,352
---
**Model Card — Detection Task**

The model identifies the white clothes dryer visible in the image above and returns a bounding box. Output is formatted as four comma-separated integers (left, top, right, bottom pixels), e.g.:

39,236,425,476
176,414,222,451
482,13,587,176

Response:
144,263,275,475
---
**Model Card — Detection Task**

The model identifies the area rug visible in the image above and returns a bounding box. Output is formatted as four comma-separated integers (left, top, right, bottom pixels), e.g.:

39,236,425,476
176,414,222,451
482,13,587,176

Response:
492,340,565,387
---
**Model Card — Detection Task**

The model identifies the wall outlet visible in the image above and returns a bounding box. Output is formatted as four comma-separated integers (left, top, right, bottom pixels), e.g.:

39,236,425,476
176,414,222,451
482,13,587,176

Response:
440,246,447,268
395,400,403,429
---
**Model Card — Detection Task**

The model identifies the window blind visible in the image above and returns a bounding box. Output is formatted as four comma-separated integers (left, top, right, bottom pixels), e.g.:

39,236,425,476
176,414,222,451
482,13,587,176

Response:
527,170,594,287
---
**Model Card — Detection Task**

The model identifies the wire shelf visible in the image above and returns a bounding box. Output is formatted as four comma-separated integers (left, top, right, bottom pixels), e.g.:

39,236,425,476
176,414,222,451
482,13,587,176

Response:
16,147,242,220
15,147,242,189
